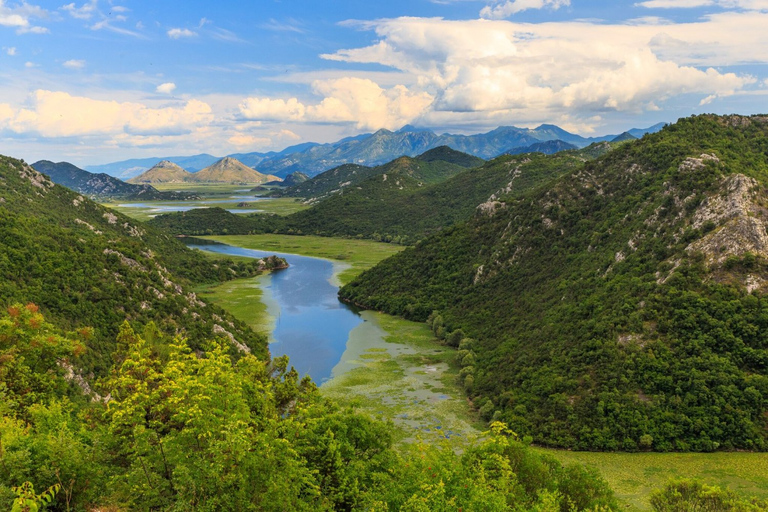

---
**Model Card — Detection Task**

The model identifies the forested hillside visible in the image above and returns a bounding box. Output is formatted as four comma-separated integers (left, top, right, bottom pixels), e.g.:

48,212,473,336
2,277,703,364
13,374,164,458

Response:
340,115,768,451
149,145,615,243
0,155,284,377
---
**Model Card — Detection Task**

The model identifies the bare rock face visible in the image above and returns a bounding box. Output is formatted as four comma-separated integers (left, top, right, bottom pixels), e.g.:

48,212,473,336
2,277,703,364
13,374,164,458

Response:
687,173,768,265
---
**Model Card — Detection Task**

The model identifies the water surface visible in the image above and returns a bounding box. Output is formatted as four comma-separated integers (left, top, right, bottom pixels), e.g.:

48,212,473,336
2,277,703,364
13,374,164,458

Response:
187,242,363,383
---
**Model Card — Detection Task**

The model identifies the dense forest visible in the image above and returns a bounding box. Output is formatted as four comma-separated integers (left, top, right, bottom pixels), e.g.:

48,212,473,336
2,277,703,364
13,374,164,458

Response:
340,115,768,452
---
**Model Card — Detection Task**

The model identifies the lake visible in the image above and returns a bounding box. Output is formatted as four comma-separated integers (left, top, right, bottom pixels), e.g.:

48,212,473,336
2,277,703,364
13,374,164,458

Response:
187,241,363,383
118,196,269,216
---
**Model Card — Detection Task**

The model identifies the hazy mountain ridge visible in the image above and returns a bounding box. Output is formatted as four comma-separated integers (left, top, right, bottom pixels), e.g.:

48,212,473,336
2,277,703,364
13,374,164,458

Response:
85,122,666,180
32,160,198,200
339,115,768,451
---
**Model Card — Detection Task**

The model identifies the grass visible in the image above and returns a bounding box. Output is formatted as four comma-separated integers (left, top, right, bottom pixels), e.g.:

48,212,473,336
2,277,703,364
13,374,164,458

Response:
321,311,485,445
200,234,404,285
150,183,260,194
195,274,275,334
104,197,309,222
537,449,768,511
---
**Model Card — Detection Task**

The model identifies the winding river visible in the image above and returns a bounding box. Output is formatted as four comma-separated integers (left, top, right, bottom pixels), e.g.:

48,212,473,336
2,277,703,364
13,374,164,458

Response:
187,241,363,383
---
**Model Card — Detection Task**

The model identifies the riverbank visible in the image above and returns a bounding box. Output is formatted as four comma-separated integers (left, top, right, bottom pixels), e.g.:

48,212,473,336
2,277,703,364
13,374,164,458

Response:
322,310,485,445
199,234,403,285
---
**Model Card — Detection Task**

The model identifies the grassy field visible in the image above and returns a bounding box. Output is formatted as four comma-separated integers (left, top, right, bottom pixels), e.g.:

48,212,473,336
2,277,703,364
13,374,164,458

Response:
540,449,768,511
150,183,265,194
201,234,404,285
322,311,485,445
105,197,309,222
195,273,275,335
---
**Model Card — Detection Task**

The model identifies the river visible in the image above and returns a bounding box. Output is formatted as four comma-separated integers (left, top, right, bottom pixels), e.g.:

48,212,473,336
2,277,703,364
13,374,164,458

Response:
186,241,363,383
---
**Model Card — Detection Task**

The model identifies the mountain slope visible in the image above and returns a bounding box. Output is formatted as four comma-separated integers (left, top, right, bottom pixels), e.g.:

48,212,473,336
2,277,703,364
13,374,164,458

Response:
270,163,376,200
128,160,193,184
340,115,768,451
503,139,578,156
150,144,615,244
191,157,282,184
0,154,284,378
253,123,664,177
85,153,220,179
32,160,196,199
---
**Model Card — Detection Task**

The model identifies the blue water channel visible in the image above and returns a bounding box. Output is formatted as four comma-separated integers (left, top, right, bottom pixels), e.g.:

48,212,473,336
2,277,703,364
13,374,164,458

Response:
187,242,363,383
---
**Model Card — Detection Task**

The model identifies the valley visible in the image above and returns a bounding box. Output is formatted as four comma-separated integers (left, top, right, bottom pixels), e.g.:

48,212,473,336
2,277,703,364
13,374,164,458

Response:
5,115,768,511
184,233,768,511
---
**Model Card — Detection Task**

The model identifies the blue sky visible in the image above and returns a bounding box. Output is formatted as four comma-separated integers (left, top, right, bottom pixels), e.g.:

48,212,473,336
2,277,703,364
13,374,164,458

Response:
1,0,767,166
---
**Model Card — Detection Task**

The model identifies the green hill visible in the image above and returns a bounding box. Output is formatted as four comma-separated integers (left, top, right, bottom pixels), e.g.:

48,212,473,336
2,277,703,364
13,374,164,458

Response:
190,157,281,184
270,163,375,200
128,159,194,184
0,154,284,377
150,144,614,244
340,114,768,451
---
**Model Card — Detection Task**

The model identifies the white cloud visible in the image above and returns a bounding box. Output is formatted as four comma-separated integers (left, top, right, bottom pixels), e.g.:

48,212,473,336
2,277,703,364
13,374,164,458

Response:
0,0,48,33
156,82,176,94
167,28,197,39
24,61,35,67
239,77,433,130
637,0,768,8
0,90,214,138
63,59,85,69
480,0,570,19
319,16,759,129
61,0,97,20
228,128,302,149
4,46,15,55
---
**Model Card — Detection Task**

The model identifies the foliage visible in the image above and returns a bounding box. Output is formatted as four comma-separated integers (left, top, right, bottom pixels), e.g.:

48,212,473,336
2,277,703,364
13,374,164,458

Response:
340,114,768,451
1,307,619,511
650,480,768,511
11,482,60,512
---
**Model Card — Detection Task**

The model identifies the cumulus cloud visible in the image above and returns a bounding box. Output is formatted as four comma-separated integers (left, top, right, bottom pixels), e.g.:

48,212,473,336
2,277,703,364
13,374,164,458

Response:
1,0,48,33
637,0,768,8
167,28,197,39
0,90,213,138
4,46,15,55
319,16,759,129
63,59,85,69
481,0,570,19
61,0,97,19
227,128,300,148
239,77,433,130
156,82,176,94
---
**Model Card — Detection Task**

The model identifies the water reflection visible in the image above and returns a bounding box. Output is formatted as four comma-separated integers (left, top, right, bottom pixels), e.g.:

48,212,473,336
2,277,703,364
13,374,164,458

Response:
187,242,363,383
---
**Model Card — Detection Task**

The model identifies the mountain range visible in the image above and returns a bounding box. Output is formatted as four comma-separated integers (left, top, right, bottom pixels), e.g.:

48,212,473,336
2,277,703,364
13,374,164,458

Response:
84,122,666,180
129,157,282,185
31,160,199,200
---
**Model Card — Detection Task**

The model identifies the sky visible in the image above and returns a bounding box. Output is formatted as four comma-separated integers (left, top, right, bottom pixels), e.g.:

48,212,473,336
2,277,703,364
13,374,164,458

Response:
1,0,767,166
